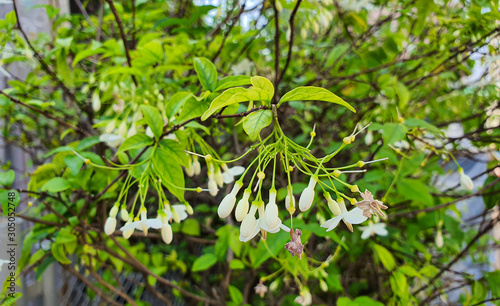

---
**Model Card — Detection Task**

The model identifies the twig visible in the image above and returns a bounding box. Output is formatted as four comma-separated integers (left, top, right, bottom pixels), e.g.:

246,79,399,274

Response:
105,0,138,86
0,89,91,137
277,0,302,85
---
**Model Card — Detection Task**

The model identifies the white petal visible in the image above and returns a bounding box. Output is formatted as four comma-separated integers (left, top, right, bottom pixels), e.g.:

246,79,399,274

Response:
321,216,342,231
299,187,315,211
240,214,257,239
280,223,291,232
161,224,173,244
120,221,140,232
240,218,261,242
222,172,234,184
173,205,188,221
146,218,164,229
260,218,282,233
235,192,250,222
361,229,372,240
104,217,117,235
344,208,368,224
218,193,237,218
264,203,279,229
373,226,388,237
228,166,245,176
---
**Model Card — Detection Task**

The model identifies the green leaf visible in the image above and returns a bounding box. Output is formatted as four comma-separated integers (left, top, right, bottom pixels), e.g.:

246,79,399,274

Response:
381,123,406,145
395,82,410,108
215,75,252,91
140,105,163,140
76,136,101,151
51,243,71,265
229,259,245,270
181,219,200,236
72,46,104,67
41,177,70,193
194,57,218,91
0,170,15,187
228,285,243,304
177,98,209,122
158,139,189,167
485,271,500,297
397,178,433,204
373,244,396,271
153,147,185,201
166,92,193,119
201,87,270,120
1,189,20,216
242,109,273,141
64,155,84,175
470,281,487,305
118,134,154,152
277,86,355,112
251,76,274,98
404,118,441,134
192,253,217,272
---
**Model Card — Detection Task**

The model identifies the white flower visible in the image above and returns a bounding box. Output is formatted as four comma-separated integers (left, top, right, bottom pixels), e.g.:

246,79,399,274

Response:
435,229,444,248
325,192,341,216
299,177,317,211
239,204,286,242
458,168,474,191
235,189,251,221
359,221,388,239
99,133,124,148
207,164,218,196
165,204,189,223
119,208,163,236
285,186,295,211
214,167,224,188
122,219,134,239
321,200,367,232
185,160,194,177
160,216,173,244
295,290,312,306
218,181,243,218
221,164,245,184
193,156,201,175
264,190,280,229
120,206,129,222
104,205,119,235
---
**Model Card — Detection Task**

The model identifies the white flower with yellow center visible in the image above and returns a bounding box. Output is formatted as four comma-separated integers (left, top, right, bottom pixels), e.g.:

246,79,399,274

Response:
321,198,367,232
119,207,163,236
221,164,245,184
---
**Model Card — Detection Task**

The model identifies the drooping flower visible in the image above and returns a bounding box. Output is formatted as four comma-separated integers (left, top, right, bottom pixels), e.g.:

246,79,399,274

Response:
221,164,245,184
122,218,134,239
299,177,317,211
165,204,189,223
104,205,119,235
458,167,474,191
359,221,388,239
207,163,218,196
214,167,224,188
119,207,163,236
435,229,444,248
321,199,367,232
235,189,251,221
285,185,295,212
324,192,341,216
218,181,243,218
193,156,201,175
255,280,268,298
160,215,173,244
264,189,280,229
353,189,388,219
239,204,287,242
294,289,312,306
284,228,304,258
120,205,129,222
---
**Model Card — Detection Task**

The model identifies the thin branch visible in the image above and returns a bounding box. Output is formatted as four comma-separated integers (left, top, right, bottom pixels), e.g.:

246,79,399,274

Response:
0,89,91,137
271,0,280,104
277,0,302,85
105,0,138,86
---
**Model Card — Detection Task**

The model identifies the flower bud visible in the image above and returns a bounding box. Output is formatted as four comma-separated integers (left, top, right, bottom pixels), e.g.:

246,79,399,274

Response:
325,193,341,216
109,205,119,218
193,156,201,175
186,204,194,215
435,229,443,248
215,167,224,188
161,221,173,244
218,182,243,218
120,206,129,221
235,189,251,221
458,168,473,191
299,177,317,211
285,186,295,211
240,214,257,239
104,217,117,235
122,220,134,239
350,185,359,193
185,161,194,177
265,190,279,229
208,172,218,196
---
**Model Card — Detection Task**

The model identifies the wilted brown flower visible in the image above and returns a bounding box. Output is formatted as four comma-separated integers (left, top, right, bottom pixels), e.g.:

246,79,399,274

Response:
284,228,304,258
354,190,388,219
